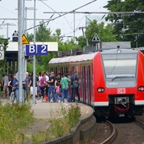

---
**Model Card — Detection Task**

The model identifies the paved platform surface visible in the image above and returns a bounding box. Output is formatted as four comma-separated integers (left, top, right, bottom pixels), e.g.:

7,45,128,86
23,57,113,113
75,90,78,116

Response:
32,100,94,120
0,98,94,134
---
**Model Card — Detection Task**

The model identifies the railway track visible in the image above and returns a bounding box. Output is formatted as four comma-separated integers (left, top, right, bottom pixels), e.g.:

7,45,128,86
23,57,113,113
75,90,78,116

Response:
101,118,144,144
100,120,116,144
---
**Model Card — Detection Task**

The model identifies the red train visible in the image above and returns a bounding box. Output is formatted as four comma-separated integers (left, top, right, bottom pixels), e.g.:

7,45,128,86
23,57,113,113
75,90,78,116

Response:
49,48,144,120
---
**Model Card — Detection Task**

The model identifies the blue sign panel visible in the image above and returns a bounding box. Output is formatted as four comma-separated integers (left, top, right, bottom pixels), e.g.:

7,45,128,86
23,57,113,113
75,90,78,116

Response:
25,44,48,56
37,45,48,55
26,45,36,56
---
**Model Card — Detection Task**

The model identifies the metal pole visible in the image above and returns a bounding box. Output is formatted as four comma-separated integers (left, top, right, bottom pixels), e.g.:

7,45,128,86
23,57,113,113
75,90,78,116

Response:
33,0,36,104
25,7,27,73
25,8,27,34
73,11,75,38
18,0,23,103
7,24,8,38
22,0,25,81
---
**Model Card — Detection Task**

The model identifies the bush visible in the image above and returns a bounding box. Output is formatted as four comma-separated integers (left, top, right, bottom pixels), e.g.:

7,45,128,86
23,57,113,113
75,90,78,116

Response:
0,101,34,143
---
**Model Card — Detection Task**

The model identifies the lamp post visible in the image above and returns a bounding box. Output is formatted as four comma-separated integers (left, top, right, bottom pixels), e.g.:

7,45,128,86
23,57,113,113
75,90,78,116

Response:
0,23,16,38
27,0,47,104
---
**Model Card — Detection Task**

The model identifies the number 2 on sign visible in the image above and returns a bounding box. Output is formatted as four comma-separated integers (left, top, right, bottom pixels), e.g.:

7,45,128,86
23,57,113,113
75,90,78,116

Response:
41,45,47,53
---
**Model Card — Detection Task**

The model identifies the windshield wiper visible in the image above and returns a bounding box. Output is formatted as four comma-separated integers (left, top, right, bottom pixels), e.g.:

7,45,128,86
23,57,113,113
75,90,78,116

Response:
111,76,134,81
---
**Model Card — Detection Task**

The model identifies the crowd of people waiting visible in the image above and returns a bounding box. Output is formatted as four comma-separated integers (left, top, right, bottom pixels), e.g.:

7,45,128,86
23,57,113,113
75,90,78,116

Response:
0,71,80,103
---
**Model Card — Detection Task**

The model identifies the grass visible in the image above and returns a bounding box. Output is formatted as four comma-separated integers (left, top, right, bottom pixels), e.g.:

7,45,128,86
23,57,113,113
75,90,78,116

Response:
0,101,34,144
31,104,81,144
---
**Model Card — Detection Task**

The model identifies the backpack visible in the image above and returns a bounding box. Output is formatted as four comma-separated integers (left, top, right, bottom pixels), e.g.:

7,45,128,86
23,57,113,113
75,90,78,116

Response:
72,76,79,88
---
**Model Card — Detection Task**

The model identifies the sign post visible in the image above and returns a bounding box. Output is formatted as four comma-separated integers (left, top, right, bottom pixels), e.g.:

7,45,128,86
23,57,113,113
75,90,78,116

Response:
18,0,23,103
92,34,100,47
0,45,4,60
22,34,30,45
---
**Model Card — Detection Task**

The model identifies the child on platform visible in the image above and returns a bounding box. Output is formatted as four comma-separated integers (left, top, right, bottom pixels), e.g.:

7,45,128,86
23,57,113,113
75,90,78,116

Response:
55,82,62,102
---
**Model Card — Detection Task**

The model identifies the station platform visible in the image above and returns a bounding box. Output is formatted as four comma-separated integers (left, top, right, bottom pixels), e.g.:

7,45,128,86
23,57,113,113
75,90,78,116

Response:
1,98,94,138
32,100,93,119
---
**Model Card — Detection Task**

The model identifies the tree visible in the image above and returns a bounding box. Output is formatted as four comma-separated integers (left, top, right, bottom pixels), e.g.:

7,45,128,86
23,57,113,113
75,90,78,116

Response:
0,38,9,80
104,0,144,47
27,21,51,42
76,20,117,48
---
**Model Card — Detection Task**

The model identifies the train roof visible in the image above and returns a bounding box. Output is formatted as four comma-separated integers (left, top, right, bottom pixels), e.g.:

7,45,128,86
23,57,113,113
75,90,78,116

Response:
101,48,137,54
49,52,98,64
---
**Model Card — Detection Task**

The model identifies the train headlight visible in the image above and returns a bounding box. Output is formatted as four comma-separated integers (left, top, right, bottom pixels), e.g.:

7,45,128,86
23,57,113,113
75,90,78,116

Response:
138,86,144,92
97,87,105,93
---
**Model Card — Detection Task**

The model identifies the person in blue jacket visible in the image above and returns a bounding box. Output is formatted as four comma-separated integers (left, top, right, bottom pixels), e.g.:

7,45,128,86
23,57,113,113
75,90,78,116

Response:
12,73,24,102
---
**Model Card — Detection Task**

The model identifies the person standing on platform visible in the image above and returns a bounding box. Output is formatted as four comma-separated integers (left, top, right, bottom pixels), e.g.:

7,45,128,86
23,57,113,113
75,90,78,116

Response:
60,73,71,103
3,74,9,98
30,73,39,98
44,72,49,100
12,73,24,102
40,72,46,102
47,72,56,102
23,72,31,101
37,72,42,100
71,71,80,102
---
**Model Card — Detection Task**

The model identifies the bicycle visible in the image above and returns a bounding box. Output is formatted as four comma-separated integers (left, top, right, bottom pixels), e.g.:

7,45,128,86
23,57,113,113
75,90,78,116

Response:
9,85,16,104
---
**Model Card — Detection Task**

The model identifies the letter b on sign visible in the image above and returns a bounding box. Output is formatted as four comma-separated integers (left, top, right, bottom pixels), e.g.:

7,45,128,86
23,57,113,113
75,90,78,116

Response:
26,45,36,56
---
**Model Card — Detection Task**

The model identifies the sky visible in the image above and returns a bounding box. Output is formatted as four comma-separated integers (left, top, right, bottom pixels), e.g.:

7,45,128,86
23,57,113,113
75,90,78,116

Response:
0,0,108,41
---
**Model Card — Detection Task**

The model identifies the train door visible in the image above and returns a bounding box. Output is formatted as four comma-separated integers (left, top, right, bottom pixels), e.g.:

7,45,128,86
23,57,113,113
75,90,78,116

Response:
70,66,74,75
86,66,91,105
60,67,63,76
81,66,86,103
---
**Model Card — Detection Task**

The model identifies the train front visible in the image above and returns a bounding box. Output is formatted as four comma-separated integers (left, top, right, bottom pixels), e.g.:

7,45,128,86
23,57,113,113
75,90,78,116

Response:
94,49,144,118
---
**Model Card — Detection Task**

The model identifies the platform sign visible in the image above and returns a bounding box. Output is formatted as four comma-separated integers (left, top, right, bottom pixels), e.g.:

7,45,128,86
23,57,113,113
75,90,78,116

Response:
26,45,37,56
0,45,4,60
92,34,100,42
25,44,48,56
37,45,48,55
22,34,29,45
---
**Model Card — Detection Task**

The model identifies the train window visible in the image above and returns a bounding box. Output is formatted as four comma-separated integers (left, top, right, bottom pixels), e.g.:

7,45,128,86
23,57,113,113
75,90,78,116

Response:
70,67,74,75
55,67,57,74
66,67,68,73
50,67,53,72
102,53,137,88
60,67,63,75
102,54,137,78
64,67,66,73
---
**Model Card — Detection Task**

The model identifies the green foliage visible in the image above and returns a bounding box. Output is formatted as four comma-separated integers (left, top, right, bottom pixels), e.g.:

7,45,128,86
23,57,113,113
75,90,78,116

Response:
0,38,9,81
76,36,86,49
104,0,144,47
31,104,81,144
0,102,34,143
76,20,117,48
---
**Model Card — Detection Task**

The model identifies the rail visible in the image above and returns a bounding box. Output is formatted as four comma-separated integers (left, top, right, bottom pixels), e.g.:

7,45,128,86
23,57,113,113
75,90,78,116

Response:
100,120,116,144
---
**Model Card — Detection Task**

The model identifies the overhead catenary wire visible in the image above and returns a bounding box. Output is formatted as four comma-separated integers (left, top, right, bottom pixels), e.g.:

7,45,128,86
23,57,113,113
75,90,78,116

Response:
26,0,97,31
40,0,74,31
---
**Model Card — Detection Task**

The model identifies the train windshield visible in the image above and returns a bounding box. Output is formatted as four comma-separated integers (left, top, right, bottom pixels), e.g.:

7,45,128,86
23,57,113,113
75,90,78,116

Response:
102,53,137,79
102,53,137,87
